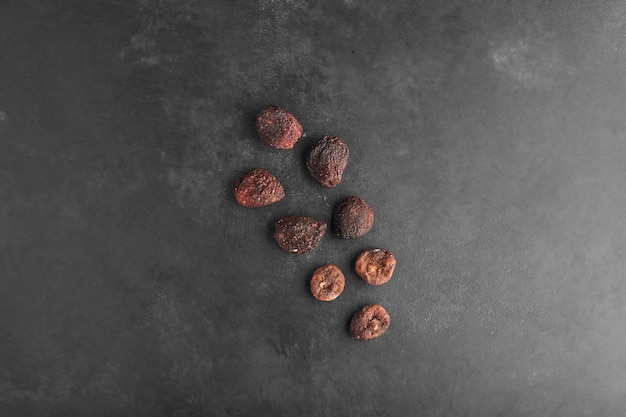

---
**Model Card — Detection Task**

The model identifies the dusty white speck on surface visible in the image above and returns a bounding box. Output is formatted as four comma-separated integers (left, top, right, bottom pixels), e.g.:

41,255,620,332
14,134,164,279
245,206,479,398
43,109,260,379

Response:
490,34,573,89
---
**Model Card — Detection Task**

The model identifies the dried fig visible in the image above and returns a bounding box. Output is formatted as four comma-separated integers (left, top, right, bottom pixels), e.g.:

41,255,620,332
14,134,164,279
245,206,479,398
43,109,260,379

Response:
256,105,303,149
233,168,285,207
334,196,374,239
306,136,349,188
310,264,345,301
349,304,390,340
354,248,396,285
274,215,327,254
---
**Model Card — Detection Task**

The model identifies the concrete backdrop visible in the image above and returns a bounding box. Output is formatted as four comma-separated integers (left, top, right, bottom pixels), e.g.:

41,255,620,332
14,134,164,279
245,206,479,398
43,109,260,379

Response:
1,0,625,416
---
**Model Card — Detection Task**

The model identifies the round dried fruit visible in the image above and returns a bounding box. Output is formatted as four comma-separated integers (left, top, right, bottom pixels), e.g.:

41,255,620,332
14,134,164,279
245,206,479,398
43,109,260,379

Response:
306,136,349,188
256,105,303,149
274,215,327,254
233,168,285,208
333,196,374,239
349,304,390,340
354,248,396,285
310,264,345,301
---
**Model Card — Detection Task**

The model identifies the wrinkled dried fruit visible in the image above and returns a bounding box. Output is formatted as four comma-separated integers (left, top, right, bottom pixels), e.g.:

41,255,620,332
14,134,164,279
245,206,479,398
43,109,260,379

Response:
349,304,390,340
334,196,374,239
306,136,349,188
256,105,303,149
274,215,327,254
354,248,396,285
233,168,285,208
310,264,345,301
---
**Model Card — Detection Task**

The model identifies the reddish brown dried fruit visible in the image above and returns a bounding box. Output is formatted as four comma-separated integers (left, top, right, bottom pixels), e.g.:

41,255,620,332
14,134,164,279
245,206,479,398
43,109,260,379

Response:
306,136,349,188
256,105,303,149
354,248,396,286
310,264,345,301
274,215,327,254
333,196,374,239
233,168,285,208
349,304,390,340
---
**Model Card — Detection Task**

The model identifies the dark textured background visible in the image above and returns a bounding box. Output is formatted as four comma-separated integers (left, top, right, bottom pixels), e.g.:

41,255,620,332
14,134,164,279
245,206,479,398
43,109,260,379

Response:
1,0,626,416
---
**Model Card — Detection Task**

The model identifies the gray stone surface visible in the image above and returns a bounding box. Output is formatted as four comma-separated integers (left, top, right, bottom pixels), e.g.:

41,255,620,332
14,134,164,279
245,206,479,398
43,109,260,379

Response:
1,0,626,415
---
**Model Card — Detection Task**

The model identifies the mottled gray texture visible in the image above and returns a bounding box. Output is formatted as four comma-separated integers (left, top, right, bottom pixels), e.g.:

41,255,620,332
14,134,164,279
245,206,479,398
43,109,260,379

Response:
1,0,626,416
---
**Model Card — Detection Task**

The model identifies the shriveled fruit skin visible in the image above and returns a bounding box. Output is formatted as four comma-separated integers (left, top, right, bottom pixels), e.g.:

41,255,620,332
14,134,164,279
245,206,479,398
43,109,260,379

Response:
349,304,390,340
306,136,349,188
354,248,396,285
334,196,374,239
256,105,303,149
273,215,327,254
233,168,285,208
310,264,345,301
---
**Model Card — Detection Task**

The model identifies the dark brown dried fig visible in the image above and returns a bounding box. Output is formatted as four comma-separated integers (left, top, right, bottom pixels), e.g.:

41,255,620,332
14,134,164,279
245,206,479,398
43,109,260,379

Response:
306,136,349,188
256,105,303,149
310,264,345,301
273,215,327,254
233,168,285,207
333,196,374,239
349,304,390,340
354,248,396,285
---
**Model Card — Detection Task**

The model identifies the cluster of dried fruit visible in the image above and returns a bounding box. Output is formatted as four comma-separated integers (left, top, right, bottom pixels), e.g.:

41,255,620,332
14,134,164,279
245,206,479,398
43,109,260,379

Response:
234,105,396,341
